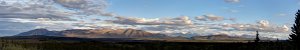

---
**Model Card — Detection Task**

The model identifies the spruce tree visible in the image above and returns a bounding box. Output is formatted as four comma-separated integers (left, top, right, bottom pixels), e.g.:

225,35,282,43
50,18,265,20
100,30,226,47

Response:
290,10,300,46
255,31,260,43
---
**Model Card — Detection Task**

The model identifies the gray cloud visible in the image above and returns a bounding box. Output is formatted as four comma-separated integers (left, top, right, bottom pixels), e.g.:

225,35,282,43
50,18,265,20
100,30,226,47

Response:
0,0,72,20
0,13,73,21
53,0,108,15
0,0,109,32
0,0,108,21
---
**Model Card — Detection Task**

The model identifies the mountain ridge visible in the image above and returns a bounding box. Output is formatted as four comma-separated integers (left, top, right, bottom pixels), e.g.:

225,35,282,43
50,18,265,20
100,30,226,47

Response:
16,28,166,38
15,28,276,40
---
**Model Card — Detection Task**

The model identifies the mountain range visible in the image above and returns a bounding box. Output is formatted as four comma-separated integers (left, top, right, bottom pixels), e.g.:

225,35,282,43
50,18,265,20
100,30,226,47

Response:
14,28,275,40
16,28,166,38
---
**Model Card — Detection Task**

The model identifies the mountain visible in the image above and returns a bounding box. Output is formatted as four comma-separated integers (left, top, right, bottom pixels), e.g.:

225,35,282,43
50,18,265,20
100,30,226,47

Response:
191,34,276,40
15,28,275,40
16,29,63,36
1,35,162,42
191,34,252,40
15,28,166,38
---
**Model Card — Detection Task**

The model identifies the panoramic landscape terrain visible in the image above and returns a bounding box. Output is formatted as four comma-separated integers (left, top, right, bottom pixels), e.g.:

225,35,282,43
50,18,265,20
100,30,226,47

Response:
1,0,300,50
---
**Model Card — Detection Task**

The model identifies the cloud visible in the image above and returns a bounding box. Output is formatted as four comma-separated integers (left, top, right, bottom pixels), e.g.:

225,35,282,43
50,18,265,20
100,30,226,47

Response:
6,18,109,30
228,9,239,13
196,14,224,21
0,0,110,31
205,14,225,21
228,18,236,22
0,0,72,20
195,16,207,21
220,20,289,33
224,0,240,3
0,13,74,21
0,0,108,20
140,25,194,32
53,0,108,15
107,16,193,26
275,13,288,17
196,14,237,22
257,20,269,28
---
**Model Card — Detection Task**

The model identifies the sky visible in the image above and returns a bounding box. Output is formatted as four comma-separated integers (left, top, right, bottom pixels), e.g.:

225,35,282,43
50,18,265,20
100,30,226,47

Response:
0,0,299,39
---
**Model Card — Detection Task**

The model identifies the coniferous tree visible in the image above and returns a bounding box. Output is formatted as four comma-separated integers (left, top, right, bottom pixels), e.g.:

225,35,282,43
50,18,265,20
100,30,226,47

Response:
290,10,300,46
255,31,260,43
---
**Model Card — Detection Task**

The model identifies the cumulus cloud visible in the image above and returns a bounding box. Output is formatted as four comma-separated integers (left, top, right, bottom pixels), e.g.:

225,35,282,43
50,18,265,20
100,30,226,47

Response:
257,20,269,28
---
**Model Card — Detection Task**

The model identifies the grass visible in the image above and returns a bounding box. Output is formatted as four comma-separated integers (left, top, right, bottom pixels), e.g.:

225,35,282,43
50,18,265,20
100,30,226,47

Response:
0,39,298,50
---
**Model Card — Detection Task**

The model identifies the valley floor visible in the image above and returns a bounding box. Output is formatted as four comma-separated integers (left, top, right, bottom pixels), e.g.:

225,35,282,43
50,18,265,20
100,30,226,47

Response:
0,39,298,50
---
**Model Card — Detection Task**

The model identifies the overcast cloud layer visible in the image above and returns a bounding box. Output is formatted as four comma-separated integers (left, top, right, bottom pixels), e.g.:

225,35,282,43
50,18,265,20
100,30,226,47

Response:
0,0,292,39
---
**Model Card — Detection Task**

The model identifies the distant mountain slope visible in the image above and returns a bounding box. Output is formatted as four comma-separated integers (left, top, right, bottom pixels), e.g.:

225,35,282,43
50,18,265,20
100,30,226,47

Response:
0,35,163,42
1,35,93,41
16,29,63,36
15,28,166,38
191,34,275,40
191,34,252,40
